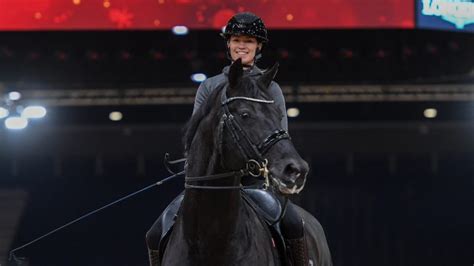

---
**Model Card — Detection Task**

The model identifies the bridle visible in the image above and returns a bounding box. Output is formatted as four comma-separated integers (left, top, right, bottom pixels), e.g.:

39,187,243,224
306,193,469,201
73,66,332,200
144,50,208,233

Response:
185,87,290,190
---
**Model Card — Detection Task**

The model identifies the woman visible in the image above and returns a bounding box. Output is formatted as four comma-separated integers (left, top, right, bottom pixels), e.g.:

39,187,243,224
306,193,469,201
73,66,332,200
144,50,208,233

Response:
146,12,308,266
193,13,287,134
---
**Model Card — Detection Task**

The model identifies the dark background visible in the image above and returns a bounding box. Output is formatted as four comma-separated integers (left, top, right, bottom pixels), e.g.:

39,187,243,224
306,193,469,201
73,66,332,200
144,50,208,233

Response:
0,28,473,266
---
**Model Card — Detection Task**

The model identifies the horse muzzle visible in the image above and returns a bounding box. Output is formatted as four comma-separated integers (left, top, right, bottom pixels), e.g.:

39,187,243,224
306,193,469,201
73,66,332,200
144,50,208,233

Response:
270,159,309,195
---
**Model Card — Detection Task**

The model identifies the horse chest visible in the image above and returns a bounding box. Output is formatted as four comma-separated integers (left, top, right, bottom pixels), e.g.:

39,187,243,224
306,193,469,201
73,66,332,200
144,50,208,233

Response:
161,209,280,266
162,238,277,266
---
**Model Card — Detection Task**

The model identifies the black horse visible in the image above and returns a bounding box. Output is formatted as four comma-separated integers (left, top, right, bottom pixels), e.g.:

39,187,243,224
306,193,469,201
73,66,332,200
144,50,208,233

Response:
147,59,332,265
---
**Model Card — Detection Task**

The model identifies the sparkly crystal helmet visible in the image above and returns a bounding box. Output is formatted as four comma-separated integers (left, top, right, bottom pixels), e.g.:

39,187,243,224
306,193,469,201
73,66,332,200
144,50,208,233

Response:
221,12,269,43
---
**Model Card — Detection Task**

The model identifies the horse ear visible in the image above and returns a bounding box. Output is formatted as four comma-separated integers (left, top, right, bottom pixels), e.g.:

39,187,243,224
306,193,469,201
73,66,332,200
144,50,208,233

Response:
228,58,243,89
258,62,279,89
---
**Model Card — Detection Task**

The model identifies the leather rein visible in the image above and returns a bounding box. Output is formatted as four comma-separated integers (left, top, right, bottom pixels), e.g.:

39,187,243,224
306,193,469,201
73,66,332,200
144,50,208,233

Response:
184,87,290,190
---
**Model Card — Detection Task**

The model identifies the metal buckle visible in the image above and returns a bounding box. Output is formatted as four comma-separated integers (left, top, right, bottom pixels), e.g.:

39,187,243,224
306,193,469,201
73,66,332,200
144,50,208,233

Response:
246,159,270,189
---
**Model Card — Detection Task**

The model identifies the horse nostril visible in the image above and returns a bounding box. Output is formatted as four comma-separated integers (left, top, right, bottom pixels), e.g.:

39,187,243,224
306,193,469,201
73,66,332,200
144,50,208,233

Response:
284,163,302,182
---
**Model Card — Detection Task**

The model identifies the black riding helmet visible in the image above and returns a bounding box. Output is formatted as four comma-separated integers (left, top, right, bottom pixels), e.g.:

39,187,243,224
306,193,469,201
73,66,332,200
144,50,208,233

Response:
221,12,269,43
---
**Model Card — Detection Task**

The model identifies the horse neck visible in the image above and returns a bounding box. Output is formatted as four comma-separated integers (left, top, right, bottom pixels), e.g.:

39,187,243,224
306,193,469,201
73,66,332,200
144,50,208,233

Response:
179,119,244,256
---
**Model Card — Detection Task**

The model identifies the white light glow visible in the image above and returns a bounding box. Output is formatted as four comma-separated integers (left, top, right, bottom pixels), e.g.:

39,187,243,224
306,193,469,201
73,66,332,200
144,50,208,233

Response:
287,107,300,118
16,105,24,114
109,111,123,121
424,108,437,118
221,26,226,33
5,117,28,130
0,107,8,119
22,106,47,119
9,91,21,101
172,26,189,35
191,73,207,83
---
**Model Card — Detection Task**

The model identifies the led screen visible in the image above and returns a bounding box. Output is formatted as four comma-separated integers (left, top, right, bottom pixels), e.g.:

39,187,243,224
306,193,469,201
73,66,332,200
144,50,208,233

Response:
417,0,474,32
0,0,414,31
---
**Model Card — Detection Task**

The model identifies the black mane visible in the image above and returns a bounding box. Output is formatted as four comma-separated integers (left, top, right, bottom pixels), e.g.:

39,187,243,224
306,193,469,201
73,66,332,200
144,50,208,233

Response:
233,75,262,99
183,83,225,154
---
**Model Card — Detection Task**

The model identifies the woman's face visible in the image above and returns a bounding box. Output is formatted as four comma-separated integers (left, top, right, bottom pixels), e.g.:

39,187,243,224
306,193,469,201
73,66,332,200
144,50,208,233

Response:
227,35,262,66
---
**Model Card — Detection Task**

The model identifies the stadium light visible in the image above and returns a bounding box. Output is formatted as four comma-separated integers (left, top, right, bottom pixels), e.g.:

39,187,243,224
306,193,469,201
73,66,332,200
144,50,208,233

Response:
8,91,21,101
0,107,8,119
287,107,300,118
5,116,28,130
22,106,47,119
424,108,437,119
191,73,207,83
109,111,123,121
172,26,189,35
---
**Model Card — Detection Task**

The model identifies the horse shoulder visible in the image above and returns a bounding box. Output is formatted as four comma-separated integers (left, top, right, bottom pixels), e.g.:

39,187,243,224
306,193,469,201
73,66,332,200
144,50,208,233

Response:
160,218,193,266
294,204,333,266
231,202,280,265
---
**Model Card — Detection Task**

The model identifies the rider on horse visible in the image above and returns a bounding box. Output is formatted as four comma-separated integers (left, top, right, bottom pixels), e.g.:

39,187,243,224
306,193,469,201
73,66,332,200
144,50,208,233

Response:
147,12,309,266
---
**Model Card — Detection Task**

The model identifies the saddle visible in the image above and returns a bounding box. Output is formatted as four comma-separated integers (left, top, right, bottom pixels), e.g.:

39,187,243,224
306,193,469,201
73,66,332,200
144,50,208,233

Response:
156,189,289,264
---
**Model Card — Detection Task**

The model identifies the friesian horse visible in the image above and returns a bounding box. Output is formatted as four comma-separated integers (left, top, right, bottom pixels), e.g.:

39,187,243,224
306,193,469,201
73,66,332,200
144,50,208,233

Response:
147,59,332,266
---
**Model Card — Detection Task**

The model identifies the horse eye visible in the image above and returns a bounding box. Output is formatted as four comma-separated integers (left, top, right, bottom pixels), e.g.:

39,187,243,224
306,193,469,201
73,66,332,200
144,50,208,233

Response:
240,112,250,119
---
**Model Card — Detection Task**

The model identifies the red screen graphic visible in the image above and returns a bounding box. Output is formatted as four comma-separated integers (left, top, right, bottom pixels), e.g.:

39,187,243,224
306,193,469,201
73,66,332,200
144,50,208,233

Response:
0,0,414,30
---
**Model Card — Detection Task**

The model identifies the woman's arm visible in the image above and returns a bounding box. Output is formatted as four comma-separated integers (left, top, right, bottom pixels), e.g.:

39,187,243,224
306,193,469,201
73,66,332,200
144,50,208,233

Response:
192,81,211,115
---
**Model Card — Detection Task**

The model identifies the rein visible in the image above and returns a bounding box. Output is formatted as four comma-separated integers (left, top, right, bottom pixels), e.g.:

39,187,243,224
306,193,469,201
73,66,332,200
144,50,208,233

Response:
185,159,270,190
9,170,185,263
184,87,290,190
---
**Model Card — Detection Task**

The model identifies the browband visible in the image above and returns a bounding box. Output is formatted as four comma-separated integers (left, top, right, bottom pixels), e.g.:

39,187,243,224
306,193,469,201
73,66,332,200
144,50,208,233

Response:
222,96,274,105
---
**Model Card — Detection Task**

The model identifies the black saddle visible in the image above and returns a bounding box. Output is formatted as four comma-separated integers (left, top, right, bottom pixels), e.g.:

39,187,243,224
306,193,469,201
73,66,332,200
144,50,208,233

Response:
156,189,288,263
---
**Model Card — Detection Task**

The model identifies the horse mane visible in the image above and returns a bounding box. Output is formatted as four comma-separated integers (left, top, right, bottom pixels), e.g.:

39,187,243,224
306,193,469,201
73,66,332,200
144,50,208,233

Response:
183,84,225,154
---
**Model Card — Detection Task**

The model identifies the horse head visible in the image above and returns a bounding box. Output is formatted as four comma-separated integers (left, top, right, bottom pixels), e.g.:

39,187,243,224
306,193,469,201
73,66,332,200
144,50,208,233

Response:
219,58,309,194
